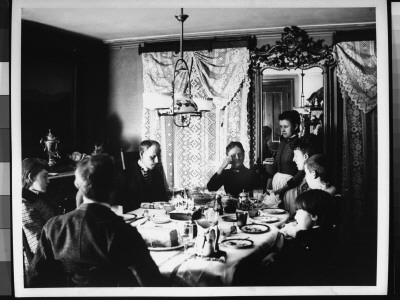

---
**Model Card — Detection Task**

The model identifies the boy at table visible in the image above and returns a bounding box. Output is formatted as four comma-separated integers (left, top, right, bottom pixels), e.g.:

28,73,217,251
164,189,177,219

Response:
292,134,321,195
304,154,337,195
207,141,259,198
263,189,340,285
27,154,165,287
116,139,168,212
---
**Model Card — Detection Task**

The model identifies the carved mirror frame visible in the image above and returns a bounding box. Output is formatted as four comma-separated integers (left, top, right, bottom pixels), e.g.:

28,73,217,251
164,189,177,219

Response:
249,26,337,166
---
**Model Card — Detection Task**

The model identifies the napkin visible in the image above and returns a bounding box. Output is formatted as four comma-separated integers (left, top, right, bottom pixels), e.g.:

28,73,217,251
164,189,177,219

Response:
261,191,281,208
130,217,148,227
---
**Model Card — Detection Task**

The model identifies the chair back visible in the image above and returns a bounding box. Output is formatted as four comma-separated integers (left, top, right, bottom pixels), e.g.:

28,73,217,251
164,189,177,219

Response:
22,230,34,264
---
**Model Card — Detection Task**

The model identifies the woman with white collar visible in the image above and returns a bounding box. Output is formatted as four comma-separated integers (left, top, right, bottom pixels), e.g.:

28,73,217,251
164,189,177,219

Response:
22,158,57,263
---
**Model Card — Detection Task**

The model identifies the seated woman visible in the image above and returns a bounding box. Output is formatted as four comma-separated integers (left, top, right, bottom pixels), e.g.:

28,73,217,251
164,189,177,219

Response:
22,158,57,265
267,110,302,215
304,154,337,195
207,141,259,198
263,189,340,285
27,154,165,287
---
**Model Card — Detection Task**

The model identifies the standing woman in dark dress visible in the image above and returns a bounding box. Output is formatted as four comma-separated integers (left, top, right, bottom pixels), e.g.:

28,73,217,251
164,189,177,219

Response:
21,158,57,264
267,110,302,215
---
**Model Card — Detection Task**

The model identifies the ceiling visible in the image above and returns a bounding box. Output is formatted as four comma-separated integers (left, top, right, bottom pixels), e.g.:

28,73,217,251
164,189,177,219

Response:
21,6,376,44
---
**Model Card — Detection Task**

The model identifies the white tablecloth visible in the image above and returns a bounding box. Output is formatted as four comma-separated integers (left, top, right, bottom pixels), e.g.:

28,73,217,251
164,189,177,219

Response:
128,208,289,286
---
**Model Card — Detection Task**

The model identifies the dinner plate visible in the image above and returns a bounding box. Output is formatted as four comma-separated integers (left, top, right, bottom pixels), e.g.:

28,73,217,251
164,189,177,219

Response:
220,238,254,249
261,208,286,215
252,216,279,223
169,211,193,221
141,202,169,209
240,224,270,234
152,216,171,224
222,215,237,222
122,214,137,222
148,243,184,251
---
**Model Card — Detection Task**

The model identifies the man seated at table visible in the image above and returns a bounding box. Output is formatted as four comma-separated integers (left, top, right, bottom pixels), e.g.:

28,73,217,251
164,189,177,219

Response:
207,141,259,198
27,154,165,287
117,139,168,212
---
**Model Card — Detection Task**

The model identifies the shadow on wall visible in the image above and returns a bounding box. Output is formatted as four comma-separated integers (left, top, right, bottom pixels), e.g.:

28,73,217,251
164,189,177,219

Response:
106,113,123,156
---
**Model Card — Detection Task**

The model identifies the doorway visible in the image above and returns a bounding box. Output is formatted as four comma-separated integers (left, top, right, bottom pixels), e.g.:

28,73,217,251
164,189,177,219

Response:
262,78,294,148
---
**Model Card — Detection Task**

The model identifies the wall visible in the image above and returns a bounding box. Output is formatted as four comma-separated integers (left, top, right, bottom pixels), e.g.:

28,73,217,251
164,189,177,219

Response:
21,21,109,158
107,46,143,152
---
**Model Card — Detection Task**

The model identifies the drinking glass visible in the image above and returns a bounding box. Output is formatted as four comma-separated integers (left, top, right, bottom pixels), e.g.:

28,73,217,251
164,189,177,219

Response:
253,189,264,201
178,222,195,254
236,211,248,228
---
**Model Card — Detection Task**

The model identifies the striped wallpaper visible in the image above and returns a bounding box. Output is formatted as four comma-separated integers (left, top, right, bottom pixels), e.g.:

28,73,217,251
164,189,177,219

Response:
0,0,11,296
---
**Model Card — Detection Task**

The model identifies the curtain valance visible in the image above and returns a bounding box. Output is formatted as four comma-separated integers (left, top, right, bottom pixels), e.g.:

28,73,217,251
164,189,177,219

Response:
334,41,377,113
142,48,250,109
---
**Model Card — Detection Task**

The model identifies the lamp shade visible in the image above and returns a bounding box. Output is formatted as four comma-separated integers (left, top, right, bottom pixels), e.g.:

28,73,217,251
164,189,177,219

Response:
193,97,213,112
143,92,173,110
173,92,197,114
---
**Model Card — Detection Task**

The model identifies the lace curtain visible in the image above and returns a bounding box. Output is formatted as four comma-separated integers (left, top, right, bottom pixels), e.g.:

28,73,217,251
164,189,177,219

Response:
142,48,250,189
334,41,377,113
334,41,377,229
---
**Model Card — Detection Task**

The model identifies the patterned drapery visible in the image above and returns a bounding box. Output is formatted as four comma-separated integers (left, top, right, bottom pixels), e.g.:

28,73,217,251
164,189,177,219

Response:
335,41,377,231
142,48,250,189
334,41,377,114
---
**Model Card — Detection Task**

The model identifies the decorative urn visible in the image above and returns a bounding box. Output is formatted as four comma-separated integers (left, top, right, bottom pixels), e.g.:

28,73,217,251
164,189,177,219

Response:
40,129,60,166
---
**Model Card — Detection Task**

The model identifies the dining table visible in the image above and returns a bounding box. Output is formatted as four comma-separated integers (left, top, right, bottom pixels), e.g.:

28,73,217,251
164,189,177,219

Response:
127,205,290,287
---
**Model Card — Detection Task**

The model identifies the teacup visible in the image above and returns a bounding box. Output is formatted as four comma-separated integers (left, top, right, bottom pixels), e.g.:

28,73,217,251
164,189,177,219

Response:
219,224,232,237
248,208,259,218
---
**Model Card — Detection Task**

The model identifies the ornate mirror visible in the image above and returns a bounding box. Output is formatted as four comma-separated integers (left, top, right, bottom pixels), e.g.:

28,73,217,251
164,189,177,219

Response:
249,26,336,166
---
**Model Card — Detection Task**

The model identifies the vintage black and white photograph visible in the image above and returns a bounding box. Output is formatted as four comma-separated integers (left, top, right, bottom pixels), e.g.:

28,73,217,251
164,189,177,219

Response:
11,0,389,297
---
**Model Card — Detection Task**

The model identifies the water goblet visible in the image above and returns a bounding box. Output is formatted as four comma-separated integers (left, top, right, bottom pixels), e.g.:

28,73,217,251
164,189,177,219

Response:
178,222,195,255
205,208,219,226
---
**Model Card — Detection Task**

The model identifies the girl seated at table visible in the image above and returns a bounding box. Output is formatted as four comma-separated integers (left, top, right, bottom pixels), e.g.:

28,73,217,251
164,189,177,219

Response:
262,189,340,285
22,158,58,269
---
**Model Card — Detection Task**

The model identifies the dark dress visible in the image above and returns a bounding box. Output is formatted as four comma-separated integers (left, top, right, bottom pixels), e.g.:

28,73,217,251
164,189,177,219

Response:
27,203,164,287
207,165,259,198
22,189,57,255
115,160,168,213
271,134,299,177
